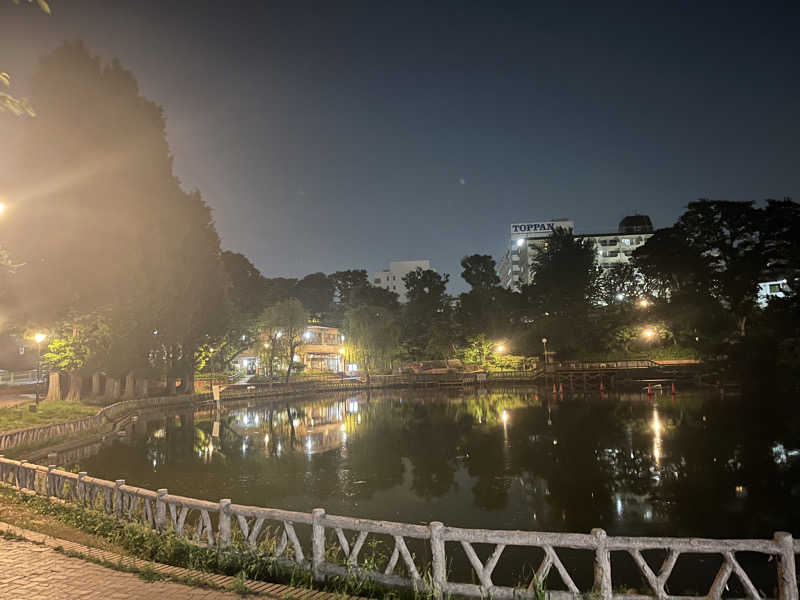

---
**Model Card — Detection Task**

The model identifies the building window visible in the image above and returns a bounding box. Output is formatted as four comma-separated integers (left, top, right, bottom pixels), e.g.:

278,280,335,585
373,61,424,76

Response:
374,278,381,284
622,239,631,246
769,283,782,293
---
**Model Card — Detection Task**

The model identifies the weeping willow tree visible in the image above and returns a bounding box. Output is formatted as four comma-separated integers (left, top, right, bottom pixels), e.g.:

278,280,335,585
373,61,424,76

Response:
343,305,399,374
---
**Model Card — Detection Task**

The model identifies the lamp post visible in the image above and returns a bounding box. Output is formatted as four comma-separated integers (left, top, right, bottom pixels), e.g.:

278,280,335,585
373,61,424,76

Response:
34,333,45,406
541,337,548,369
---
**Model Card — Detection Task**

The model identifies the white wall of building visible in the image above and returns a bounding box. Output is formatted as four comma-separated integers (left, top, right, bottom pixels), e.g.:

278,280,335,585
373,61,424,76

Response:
371,260,431,302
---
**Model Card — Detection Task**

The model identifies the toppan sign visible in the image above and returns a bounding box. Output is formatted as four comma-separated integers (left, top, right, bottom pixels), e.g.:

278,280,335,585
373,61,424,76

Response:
510,220,574,237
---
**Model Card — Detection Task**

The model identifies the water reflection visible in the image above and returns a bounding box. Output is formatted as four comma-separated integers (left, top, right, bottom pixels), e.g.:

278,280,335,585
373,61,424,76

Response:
74,388,800,540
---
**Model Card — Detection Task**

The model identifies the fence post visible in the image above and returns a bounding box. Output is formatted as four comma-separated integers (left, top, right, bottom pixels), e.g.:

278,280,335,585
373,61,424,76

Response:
47,464,56,498
430,521,446,599
591,528,612,599
155,489,168,531
219,499,232,548
311,508,326,583
18,460,29,491
775,531,798,600
114,479,125,515
77,472,87,505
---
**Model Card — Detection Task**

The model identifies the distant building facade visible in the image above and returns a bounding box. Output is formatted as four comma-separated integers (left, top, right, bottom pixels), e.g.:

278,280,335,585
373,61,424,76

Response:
498,215,654,290
231,324,346,375
498,219,574,290
297,324,345,372
371,260,431,302
757,279,791,307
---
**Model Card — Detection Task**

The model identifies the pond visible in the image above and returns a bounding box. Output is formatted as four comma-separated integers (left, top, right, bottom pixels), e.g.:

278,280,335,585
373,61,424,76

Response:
74,387,800,593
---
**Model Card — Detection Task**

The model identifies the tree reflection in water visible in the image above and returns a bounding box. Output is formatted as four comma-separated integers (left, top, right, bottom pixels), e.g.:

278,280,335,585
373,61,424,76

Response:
78,388,800,539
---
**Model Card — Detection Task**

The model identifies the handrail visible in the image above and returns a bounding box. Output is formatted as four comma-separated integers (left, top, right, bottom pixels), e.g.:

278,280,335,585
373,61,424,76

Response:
0,456,795,599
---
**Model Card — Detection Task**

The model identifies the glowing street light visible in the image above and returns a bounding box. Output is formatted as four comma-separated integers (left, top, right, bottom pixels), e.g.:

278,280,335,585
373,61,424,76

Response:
541,337,548,366
495,344,505,353
615,293,625,301
642,328,655,339
0,202,5,215
638,298,650,308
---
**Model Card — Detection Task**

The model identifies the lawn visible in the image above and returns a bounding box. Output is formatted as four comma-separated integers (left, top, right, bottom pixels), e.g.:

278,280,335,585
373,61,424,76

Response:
0,400,99,432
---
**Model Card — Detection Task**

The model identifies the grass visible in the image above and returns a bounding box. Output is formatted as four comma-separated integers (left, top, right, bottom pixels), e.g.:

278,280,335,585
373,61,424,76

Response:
0,399,99,432
0,487,128,553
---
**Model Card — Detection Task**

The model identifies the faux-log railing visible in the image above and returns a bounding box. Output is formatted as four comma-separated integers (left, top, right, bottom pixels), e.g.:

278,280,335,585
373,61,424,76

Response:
0,457,797,599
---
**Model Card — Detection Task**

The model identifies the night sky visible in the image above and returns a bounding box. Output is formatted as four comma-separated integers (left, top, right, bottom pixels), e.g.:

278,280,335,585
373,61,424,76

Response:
2,1,799,294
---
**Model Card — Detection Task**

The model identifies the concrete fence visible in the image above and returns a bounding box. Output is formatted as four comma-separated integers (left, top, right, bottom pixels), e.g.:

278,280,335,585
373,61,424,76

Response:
0,456,796,599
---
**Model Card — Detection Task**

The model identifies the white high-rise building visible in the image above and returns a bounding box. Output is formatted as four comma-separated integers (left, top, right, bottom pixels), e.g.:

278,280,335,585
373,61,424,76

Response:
498,216,655,290
371,260,431,303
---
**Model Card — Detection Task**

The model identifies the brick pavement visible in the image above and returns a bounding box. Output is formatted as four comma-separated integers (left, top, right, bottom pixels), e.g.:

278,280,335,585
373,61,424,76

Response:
0,522,368,600
0,536,247,599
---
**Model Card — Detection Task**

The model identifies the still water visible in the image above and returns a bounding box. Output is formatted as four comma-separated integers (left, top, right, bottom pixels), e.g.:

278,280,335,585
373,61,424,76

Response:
75,387,800,591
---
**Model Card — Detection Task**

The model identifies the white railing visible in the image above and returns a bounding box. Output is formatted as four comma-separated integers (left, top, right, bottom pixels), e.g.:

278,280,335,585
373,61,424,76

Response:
0,393,207,451
0,456,796,599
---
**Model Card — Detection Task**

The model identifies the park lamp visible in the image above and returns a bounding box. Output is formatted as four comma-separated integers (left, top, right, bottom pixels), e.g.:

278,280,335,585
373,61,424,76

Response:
0,202,5,215
495,344,505,353
642,328,655,339
34,333,46,344
638,298,650,308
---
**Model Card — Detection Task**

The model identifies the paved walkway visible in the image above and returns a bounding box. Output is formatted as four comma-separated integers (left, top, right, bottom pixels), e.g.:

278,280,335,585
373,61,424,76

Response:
0,522,367,600
0,394,32,409
0,537,244,599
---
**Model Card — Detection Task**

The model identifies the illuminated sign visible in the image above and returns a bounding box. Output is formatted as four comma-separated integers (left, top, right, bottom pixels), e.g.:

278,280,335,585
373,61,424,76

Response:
510,220,574,237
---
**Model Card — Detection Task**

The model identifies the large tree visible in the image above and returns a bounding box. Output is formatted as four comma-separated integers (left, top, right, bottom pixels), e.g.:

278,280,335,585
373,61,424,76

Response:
292,272,335,317
519,228,600,357
0,42,230,395
400,268,454,359
269,298,309,382
343,304,399,373
460,254,500,290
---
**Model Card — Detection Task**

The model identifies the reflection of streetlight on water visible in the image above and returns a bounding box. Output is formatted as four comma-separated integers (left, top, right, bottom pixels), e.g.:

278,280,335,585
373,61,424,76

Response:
651,407,662,468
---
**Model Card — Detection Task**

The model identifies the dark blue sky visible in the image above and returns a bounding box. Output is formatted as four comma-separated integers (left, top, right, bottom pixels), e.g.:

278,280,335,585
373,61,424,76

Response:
2,1,798,293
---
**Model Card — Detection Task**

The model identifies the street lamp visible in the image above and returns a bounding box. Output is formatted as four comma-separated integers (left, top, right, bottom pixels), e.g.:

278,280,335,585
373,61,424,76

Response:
541,338,548,367
0,202,5,215
642,328,655,340
495,344,505,353
638,298,650,308
34,333,46,406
